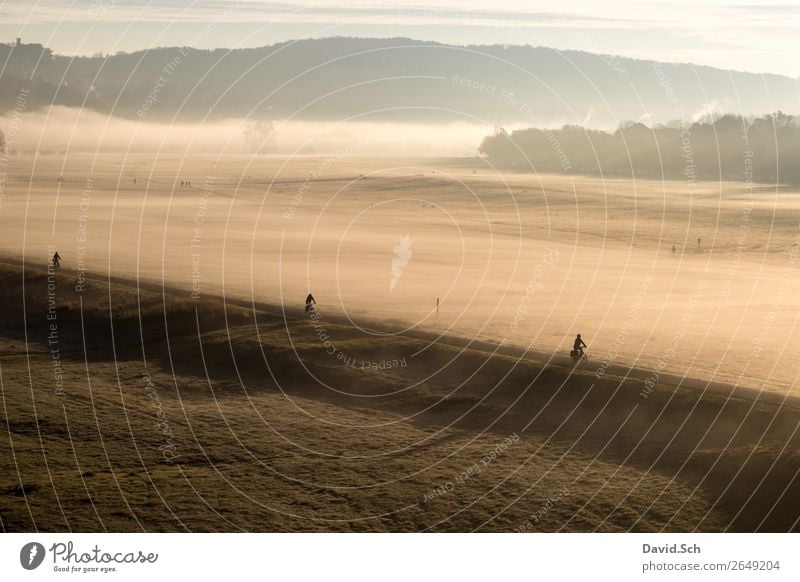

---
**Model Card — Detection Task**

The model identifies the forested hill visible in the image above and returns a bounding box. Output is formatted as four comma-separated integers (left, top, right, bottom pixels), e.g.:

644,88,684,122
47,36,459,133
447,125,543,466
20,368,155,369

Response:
0,37,797,125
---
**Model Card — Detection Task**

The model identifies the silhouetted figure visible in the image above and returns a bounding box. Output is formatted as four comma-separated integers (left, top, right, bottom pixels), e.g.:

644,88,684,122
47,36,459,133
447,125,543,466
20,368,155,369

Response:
573,334,587,355
671,245,676,256
181,180,184,187
305,293,316,314
697,237,701,250
52,251,61,268
133,178,137,185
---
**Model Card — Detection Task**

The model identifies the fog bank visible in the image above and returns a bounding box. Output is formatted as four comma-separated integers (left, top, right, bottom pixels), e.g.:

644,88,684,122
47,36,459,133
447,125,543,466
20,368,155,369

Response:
0,106,490,156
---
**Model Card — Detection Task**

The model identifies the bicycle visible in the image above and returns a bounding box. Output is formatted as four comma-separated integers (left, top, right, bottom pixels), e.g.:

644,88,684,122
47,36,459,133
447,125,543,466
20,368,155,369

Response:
570,348,587,364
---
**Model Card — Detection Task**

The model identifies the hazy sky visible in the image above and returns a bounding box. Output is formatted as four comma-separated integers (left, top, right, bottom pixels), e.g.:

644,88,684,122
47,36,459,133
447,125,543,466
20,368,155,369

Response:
2,0,799,77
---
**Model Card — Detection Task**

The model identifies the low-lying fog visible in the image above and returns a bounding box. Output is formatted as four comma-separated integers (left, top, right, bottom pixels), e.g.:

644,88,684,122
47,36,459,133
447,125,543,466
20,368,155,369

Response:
0,106,491,156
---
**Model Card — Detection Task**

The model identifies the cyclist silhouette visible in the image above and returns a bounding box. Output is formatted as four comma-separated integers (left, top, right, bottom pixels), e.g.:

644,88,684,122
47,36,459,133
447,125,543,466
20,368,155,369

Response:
574,334,587,356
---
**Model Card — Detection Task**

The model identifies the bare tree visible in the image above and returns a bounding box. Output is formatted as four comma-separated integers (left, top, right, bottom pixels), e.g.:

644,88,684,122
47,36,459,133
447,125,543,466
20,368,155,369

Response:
243,120,276,154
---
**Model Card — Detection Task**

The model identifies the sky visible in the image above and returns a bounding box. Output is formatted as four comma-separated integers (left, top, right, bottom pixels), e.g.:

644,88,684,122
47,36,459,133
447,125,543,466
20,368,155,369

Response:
1,0,799,77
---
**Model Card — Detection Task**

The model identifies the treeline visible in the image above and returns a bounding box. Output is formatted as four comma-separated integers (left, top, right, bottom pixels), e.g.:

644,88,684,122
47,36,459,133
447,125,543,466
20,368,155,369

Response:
479,113,800,184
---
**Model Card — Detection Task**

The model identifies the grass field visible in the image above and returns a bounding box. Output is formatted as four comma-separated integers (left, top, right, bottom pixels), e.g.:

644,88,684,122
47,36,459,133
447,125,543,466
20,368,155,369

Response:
2,153,799,532
1,261,799,532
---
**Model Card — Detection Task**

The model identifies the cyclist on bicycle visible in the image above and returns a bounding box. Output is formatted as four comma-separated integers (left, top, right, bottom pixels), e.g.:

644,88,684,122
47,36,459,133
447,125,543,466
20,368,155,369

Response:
573,334,587,356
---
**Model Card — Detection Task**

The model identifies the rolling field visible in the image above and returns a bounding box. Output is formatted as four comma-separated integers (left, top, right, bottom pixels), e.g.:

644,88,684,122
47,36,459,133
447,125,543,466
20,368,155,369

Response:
1,154,799,531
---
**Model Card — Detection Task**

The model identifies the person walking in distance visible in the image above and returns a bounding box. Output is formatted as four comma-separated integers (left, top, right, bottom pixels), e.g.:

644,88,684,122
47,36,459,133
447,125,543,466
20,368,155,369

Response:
52,251,61,268
305,292,316,315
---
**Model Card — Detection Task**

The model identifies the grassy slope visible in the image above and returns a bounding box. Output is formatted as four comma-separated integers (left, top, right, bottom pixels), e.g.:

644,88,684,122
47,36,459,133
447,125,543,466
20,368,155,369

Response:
1,262,799,532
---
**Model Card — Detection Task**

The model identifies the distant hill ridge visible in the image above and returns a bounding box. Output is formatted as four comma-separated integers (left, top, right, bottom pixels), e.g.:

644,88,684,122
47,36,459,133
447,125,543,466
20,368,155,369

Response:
0,37,797,125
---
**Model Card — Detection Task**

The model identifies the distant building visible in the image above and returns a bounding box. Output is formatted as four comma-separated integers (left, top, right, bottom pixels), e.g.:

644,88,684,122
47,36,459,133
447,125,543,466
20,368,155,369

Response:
6,38,52,59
